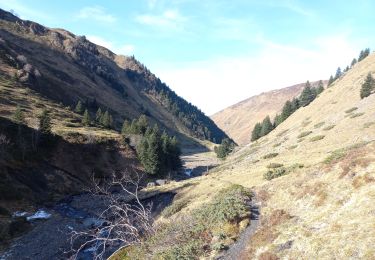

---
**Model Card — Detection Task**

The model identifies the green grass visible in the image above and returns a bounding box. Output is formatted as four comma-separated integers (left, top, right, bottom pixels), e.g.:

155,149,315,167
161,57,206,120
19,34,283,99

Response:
262,153,279,159
323,125,335,131
298,131,312,138
345,107,358,113
310,135,325,142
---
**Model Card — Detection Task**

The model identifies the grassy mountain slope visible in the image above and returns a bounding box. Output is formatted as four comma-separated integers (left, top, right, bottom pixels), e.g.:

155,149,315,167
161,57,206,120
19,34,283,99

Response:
0,9,228,145
123,52,375,258
211,81,325,145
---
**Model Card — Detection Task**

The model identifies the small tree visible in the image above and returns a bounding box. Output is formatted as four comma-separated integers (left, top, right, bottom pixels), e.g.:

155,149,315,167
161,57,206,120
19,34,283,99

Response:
214,138,235,159
101,110,111,129
291,97,300,111
360,73,375,99
251,122,262,141
299,81,315,107
334,67,342,80
121,120,130,135
13,105,25,124
260,116,273,137
38,109,52,134
95,108,102,122
328,75,334,86
75,100,84,114
316,80,324,95
273,114,283,128
82,109,91,126
281,100,293,121
351,58,357,68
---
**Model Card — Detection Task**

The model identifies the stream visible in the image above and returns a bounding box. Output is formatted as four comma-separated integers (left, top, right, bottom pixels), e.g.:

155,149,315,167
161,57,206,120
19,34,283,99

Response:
0,192,175,260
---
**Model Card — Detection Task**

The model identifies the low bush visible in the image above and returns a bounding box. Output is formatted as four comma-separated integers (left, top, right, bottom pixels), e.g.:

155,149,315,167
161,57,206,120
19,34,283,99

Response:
267,163,284,169
324,149,347,164
350,112,365,118
323,125,335,131
273,143,281,147
298,131,312,138
310,135,325,142
345,107,358,113
161,199,190,218
264,167,287,180
314,122,325,128
262,153,279,159
288,145,298,150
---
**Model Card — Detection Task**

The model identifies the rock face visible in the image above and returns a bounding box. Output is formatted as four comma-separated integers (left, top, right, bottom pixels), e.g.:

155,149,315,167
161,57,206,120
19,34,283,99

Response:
211,81,326,145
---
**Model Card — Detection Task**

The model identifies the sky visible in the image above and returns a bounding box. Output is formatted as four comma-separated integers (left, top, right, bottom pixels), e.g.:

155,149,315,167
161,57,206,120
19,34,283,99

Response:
0,0,374,115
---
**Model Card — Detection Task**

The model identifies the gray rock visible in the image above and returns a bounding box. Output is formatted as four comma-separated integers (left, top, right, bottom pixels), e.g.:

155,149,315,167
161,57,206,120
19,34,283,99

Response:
155,179,166,186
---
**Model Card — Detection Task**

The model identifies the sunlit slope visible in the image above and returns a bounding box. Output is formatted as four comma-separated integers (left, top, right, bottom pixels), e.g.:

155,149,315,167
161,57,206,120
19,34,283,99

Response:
140,52,375,259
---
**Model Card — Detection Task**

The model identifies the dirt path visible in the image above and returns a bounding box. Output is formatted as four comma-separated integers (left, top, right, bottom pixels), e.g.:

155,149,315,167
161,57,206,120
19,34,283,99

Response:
216,198,260,260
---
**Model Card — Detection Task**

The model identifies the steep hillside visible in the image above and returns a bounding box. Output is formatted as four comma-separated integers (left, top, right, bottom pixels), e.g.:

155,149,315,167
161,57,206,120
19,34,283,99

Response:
211,81,325,145
119,51,375,258
0,9,228,145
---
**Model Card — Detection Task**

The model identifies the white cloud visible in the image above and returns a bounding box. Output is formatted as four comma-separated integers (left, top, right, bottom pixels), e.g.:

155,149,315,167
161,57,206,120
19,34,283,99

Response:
136,9,186,30
86,35,135,55
77,6,116,23
153,33,362,115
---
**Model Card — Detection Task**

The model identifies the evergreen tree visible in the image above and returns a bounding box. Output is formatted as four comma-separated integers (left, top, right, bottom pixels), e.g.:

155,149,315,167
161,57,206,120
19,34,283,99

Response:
137,126,162,175
273,114,283,128
121,120,130,135
214,138,235,159
75,100,84,114
13,105,25,124
281,101,293,121
351,58,357,68
82,109,91,126
38,109,52,134
95,108,102,122
358,48,370,62
328,75,334,86
299,81,315,107
137,115,148,135
334,67,342,80
316,80,324,95
344,66,349,72
291,97,300,111
251,122,262,142
360,73,375,99
260,116,273,137
109,115,114,129
101,110,111,128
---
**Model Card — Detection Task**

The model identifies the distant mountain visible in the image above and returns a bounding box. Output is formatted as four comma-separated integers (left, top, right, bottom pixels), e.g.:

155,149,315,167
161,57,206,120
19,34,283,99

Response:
211,81,326,145
0,9,228,145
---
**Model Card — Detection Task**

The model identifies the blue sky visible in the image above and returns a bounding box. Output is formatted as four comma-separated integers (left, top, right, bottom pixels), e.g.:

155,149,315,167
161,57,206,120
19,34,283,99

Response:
0,0,374,114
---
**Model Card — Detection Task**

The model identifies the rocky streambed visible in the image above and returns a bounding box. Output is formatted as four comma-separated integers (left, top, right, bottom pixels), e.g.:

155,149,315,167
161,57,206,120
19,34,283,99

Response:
0,192,175,260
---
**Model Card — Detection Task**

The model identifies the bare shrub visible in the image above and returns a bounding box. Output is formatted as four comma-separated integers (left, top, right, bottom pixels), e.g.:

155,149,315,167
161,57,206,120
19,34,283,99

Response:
70,172,154,260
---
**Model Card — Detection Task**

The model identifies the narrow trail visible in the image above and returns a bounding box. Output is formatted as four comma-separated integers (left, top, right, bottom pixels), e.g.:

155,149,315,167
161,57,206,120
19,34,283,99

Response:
217,197,261,260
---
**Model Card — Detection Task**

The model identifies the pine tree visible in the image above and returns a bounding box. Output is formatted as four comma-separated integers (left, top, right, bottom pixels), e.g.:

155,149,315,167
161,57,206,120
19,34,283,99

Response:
251,122,262,141
334,67,342,80
360,73,375,99
291,97,300,111
121,120,130,135
38,109,52,134
281,101,293,121
316,80,324,95
95,108,102,122
75,100,84,114
137,126,162,175
101,110,111,128
328,75,334,86
351,58,357,68
82,109,91,126
13,105,25,124
137,115,148,135
109,115,114,129
299,81,315,107
273,114,283,128
260,116,273,137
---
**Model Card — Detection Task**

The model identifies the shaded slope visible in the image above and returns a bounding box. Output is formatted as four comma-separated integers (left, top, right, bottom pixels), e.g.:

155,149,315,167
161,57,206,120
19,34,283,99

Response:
0,9,228,144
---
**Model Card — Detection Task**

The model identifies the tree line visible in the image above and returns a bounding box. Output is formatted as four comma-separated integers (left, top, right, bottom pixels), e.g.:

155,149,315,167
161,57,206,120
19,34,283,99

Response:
328,48,371,86
74,100,114,129
251,80,324,141
121,115,182,176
